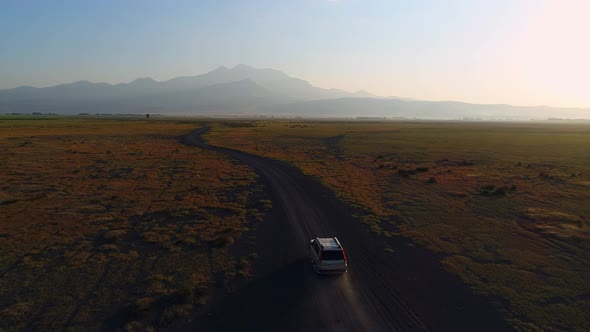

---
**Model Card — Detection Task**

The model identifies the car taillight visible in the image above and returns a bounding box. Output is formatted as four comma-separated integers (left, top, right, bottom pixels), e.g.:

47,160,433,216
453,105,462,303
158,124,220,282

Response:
341,249,347,263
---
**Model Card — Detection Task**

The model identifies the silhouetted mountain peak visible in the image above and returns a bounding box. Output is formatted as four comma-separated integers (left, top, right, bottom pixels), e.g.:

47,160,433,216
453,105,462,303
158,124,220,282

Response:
131,77,155,82
233,64,255,70
223,64,291,82
1,65,588,119
353,90,376,98
128,77,158,87
130,77,157,85
68,80,94,86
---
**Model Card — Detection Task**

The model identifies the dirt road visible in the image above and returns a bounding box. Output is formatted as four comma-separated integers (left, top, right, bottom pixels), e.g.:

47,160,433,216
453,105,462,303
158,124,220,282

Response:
182,127,510,331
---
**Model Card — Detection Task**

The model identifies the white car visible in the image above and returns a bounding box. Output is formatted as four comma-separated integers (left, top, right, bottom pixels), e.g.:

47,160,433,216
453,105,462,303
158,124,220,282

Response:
309,237,348,274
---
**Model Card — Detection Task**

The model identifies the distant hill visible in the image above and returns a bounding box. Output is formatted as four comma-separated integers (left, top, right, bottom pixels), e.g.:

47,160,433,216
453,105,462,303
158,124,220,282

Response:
1,64,588,119
268,98,590,120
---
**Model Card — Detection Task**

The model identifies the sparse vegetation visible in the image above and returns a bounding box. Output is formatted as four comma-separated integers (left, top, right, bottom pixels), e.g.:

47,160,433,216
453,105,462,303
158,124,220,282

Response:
207,120,590,331
3,118,589,331
479,184,517,196
0,118,269,330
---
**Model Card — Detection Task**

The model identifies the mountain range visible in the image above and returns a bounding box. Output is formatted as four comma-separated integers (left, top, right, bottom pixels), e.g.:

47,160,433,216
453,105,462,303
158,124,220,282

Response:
1,64,588,120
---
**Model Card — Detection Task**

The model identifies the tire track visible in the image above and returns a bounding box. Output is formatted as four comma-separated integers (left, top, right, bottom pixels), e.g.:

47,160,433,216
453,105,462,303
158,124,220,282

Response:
181,126,511,332
181,127,426,331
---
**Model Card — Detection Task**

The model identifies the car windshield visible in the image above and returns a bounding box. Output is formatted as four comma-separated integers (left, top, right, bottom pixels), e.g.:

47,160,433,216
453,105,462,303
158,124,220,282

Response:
322,250,344,261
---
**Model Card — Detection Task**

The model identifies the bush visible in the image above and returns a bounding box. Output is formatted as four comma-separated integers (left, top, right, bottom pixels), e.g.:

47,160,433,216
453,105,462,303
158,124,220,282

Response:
481,184,495,192
494,187,507,196
159,304,192,326
103,229,127,242
479,184,516,196
134,297,155,313
398,169,416,177
0,302,31,327
210,235,234,248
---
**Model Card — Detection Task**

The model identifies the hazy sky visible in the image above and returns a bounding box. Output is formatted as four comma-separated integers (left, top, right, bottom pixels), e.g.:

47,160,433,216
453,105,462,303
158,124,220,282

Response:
1,0,589,107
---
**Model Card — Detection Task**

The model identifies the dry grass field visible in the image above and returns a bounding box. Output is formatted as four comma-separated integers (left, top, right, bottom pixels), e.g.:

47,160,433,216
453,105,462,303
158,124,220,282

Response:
207,120,590,331
0,117,268,330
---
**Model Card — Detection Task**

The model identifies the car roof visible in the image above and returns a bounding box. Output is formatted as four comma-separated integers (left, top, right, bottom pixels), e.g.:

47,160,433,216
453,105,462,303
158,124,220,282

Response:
316,237,342,250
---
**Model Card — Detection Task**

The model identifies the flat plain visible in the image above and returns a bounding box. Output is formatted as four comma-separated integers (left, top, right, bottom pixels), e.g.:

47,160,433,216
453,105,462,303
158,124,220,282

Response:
207,120,590,331
1,117,589,331
0,117,268,330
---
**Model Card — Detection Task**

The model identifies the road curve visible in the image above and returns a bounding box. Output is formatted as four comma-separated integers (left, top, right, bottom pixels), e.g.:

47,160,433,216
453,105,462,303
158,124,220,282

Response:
181,127,511,332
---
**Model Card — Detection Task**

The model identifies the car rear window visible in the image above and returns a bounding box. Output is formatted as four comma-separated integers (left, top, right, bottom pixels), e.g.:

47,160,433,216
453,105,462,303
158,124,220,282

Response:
322,250,344,260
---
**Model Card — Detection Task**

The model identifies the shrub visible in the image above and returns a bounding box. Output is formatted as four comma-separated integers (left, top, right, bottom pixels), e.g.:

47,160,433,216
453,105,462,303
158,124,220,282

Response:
159,304,192,326
134,297,155,313
398,169,416,177
481,184,495,192
479,184,516,196
539,172,552,179
104,229,127,241
210,235,234,248
494,187,507,196
258,199,272,209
